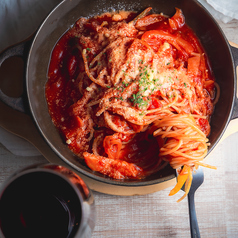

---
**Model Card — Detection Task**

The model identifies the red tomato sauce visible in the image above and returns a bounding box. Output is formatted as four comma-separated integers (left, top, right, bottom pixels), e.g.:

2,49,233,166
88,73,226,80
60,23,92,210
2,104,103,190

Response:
46,8,215,179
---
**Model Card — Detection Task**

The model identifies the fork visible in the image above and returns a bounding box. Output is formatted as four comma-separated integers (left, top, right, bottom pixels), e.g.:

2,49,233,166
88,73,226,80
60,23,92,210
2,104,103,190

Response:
184,166,204,238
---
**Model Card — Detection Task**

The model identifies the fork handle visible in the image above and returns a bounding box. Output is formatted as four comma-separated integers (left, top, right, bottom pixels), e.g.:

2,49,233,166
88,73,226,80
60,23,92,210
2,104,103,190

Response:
188,192,201,238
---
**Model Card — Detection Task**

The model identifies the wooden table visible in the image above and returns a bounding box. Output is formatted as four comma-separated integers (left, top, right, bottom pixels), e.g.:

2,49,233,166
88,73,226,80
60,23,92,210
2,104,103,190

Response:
1,4,238,238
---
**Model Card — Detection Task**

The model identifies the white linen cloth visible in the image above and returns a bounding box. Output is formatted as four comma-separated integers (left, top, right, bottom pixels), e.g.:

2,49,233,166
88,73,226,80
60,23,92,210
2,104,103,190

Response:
0,0,237,156
207,0,238,22
198,0,238,23
0,0,61,156
0,0,62,53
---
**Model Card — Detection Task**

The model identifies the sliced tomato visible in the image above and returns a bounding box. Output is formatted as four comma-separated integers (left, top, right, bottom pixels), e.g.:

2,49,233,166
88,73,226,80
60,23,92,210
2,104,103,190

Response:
135,14,167,30
142,30,194,56
187,55,201,76
148,97,163,110
169,8,185,30
103,134,122,159
83,152,143,179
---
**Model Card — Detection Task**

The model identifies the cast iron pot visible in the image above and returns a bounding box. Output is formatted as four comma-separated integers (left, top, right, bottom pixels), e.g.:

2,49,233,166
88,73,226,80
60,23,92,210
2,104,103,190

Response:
1,0,238,188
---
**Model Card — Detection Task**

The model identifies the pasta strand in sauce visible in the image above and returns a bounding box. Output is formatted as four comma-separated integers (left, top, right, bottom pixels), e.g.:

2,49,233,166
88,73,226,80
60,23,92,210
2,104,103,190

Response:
46,8,217,201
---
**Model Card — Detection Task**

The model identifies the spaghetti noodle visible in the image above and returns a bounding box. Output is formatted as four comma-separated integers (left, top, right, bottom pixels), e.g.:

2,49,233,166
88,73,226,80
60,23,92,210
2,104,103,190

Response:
46,8,217,201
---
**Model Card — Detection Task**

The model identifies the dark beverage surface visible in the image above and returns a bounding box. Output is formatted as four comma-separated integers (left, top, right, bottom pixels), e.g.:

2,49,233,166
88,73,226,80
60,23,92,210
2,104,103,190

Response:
0,172,82,238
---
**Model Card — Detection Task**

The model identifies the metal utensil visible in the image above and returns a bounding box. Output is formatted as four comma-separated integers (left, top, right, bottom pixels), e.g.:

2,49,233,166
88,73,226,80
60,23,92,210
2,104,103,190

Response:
184,167,204,238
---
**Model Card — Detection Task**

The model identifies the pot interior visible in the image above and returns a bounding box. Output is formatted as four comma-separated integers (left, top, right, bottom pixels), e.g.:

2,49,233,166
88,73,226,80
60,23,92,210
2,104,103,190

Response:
26,0,235,186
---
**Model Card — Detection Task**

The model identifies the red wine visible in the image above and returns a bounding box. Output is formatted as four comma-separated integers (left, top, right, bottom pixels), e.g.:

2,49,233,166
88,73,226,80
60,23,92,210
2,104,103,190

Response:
0,171,82,238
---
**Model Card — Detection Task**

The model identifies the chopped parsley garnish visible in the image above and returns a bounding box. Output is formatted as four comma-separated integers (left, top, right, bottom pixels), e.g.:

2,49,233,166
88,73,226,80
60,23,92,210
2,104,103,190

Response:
130,92,150,109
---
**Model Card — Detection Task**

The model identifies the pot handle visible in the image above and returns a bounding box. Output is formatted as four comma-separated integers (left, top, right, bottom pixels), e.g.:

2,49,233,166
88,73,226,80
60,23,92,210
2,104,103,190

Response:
230,44,238,120
0,40,31,113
